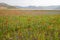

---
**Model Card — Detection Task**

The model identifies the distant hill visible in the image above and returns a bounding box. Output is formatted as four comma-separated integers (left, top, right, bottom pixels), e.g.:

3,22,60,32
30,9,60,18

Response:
0,3,60,10
16,6,60,10
0,3,17,9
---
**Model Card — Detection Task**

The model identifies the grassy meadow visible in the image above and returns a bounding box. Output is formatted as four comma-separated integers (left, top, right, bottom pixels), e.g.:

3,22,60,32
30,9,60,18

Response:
0,10,60,40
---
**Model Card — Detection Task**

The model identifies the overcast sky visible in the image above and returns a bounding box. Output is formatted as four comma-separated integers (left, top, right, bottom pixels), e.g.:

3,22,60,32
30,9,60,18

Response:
0,0,60,6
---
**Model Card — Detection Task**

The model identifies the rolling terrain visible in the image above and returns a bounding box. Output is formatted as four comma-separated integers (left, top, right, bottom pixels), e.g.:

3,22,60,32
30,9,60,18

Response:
0,3,60,40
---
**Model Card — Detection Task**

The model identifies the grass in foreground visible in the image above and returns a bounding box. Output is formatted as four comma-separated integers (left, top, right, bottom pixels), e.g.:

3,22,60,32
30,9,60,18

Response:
0,15,60,40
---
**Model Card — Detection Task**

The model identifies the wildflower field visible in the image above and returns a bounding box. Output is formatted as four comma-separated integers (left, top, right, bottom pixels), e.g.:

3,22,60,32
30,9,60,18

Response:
0,10,60,40
0,15,60,40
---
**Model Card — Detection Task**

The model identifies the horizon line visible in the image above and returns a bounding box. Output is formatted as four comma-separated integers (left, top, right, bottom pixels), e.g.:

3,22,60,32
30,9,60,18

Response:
0,2,60,7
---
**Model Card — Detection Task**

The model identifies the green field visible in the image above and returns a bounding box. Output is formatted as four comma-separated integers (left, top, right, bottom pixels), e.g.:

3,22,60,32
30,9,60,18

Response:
0,15,60,40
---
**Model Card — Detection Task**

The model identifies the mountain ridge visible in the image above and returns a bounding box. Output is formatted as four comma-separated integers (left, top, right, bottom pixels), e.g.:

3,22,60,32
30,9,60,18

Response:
0,3,17,9
0,3,60,10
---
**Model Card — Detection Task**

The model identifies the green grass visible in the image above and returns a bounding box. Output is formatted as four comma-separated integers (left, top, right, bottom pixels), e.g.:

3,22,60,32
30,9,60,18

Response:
0,15,60,40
